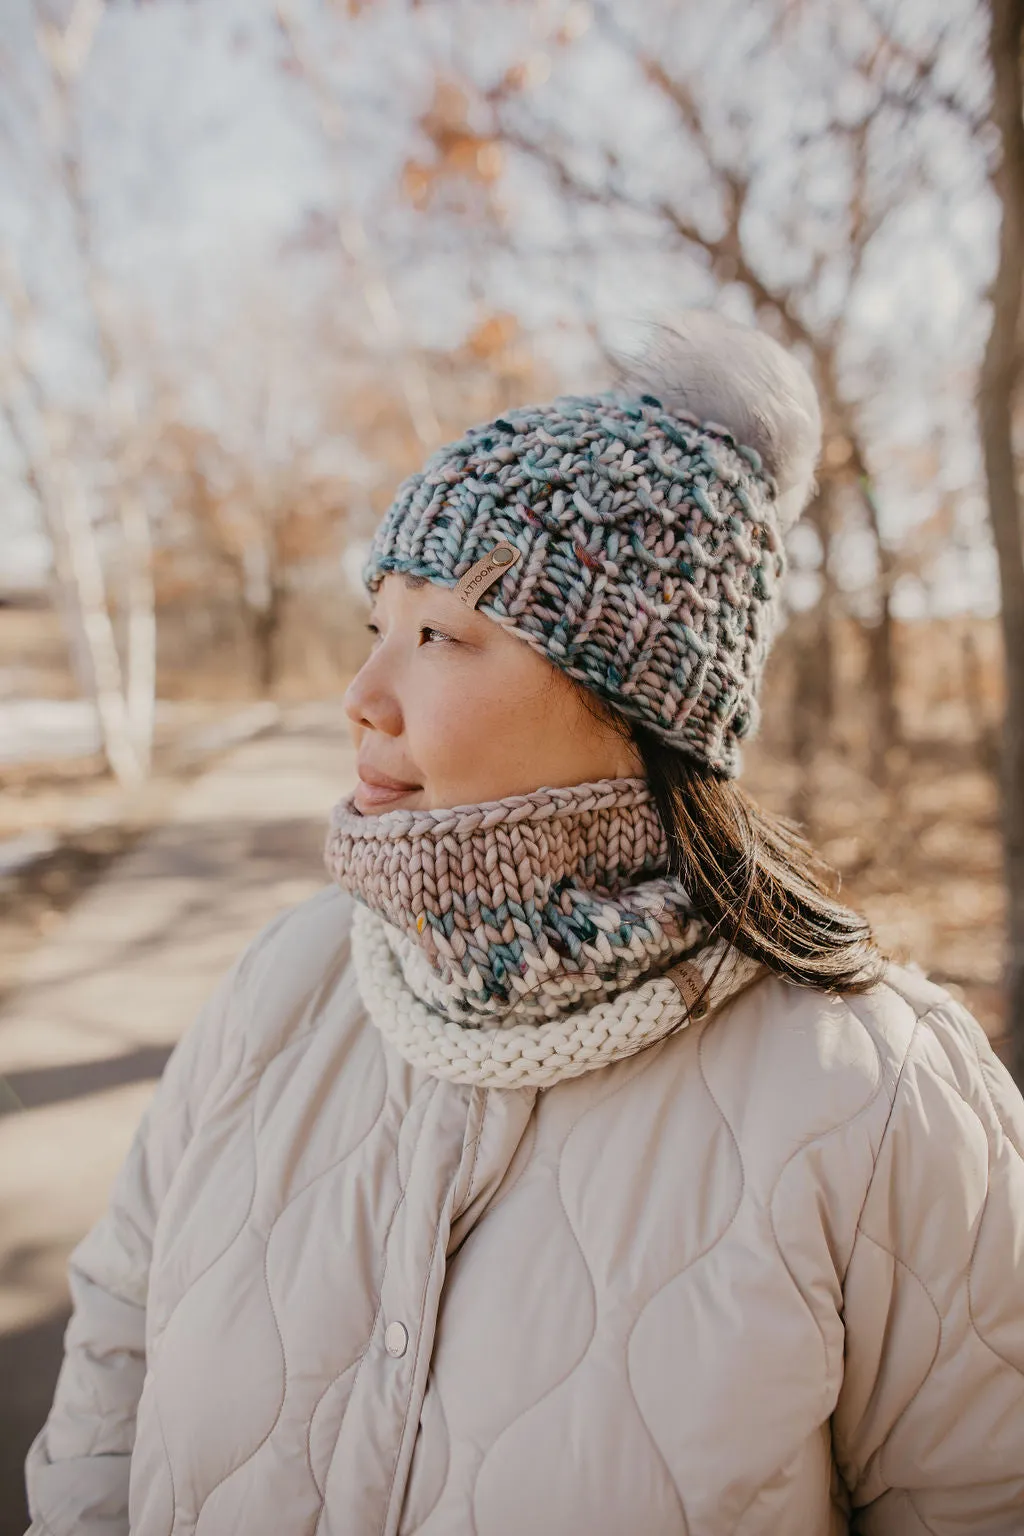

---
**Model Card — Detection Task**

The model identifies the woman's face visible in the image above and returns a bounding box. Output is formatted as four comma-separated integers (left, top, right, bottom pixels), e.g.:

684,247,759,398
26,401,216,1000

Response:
344,573,643,813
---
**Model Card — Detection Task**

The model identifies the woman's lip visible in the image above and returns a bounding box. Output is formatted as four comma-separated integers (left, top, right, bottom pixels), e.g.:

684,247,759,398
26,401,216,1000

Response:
357,765,421,791
354,769,421,809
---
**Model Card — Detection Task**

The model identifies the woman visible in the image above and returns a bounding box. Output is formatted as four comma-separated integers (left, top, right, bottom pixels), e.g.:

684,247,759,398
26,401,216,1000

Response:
27,312,1024,1536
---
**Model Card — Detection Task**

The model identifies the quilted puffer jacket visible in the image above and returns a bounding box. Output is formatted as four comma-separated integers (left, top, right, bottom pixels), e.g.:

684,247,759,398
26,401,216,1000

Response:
26,885,1024,1535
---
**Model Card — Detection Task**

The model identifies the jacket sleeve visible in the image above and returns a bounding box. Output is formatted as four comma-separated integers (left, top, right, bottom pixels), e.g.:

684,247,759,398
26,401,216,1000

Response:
23,943,255,1536
834,992,1024,1534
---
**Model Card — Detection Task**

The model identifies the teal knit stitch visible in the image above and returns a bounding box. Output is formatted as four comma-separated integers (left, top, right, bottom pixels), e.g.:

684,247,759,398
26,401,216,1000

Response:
363,389,785,776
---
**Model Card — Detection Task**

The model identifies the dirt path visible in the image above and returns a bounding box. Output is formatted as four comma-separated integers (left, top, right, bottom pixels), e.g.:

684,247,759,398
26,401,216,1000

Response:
0,706,353,1536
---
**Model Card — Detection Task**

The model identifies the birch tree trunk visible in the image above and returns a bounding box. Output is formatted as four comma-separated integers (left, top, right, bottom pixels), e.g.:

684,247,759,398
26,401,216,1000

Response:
1,252,146,786
48,425,145,787
32,0,157,781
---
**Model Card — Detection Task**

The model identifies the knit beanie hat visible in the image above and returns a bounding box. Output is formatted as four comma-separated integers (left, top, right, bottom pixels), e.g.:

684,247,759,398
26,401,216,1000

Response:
362,310,821,776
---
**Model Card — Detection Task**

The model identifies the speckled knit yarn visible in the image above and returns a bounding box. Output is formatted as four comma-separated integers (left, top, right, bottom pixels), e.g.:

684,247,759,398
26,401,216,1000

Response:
364,393,783,775
326,776,764,1084
325,777,710,1029
346,901,762,1088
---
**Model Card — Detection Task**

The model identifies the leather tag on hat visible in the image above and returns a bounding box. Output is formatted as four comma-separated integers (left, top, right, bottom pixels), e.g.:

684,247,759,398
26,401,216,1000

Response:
455,541,522,608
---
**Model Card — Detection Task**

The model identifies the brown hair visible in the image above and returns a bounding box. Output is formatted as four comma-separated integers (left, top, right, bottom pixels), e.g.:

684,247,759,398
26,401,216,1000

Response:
574,685,885,994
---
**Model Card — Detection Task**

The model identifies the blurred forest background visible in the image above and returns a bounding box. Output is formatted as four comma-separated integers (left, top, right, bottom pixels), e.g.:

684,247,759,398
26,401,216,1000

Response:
2,0,1024,1067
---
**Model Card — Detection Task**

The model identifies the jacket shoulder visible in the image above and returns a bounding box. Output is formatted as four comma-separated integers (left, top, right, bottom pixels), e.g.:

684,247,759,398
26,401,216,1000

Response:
711,960,992,1112
698,962,1011,1214
243,882,356,986
230,884,359,1068
704,966,914,1124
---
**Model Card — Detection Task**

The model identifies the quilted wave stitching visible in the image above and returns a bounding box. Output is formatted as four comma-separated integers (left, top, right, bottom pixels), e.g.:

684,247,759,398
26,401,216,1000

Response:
468,1052,652,1529
904,1003,1024,1389
305,1130,408,1503
382,1197,453,1527
184,1027,389,1530
957,1002,1024,1169
309,1123,412,1517
406,1383,451,1534
961,1012,1024,1376
850,998,1024,1517
151,1047,275,1534
621,1329,691,1536
974,1050,1024,1165
150,1375,176,1534
959,1089,1024,1383
622,1022,750,1535
145,910,349,1532
150,953,351,1360
766,999,886,1400
305,1360,361,1502
470,1035,704,1534
848,1227,942,1498
312,1076,445,1536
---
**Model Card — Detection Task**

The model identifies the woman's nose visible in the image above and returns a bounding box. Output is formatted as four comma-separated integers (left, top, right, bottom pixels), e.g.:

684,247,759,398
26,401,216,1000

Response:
343,652,403,738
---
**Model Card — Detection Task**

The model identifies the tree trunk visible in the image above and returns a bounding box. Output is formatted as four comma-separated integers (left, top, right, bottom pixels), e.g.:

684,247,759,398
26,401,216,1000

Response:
51,446,145,787
121,482,157,774
0,396,93,696
249,584,283,695
790,484,839,826
35,0,157,784
961,623,1000,773
854,474,899,779
979,0,1024,1083
1,364,144,785
806,484,838,732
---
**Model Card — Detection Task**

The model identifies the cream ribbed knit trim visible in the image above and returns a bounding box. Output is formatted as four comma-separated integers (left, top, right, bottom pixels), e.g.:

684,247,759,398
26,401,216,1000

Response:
350,902,764,1089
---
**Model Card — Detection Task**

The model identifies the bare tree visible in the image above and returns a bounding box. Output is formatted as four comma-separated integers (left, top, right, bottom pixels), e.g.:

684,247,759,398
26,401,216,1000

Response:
152,412,352,694
40,0,157,775
273,2,442,456
0,0,158,784
1,255,150,787
978,0,1024,1077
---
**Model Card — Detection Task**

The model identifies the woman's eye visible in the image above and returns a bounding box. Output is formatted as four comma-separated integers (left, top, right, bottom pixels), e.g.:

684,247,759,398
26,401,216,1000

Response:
419,626,454,645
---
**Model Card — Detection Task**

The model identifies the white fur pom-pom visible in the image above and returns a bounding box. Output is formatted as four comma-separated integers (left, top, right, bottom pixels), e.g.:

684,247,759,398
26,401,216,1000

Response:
611,310,822,527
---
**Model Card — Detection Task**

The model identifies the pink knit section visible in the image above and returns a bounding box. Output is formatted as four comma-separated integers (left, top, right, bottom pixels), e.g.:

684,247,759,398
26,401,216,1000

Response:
324,777,708,1027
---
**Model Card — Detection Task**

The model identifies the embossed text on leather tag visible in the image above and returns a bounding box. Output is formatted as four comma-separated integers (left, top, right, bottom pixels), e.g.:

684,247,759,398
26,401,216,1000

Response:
455,541,522,608
664,959,710,1020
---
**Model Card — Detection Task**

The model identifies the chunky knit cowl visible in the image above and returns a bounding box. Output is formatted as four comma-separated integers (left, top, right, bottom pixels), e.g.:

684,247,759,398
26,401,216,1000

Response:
324,777,762,1088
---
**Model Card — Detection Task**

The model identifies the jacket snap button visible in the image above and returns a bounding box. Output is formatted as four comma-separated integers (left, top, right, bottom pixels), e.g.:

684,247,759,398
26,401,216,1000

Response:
384,1321,409,1358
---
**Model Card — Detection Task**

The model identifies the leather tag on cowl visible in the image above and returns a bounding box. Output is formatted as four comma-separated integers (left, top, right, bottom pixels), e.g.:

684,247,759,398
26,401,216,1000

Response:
455,542,522,608
664,959,712,1020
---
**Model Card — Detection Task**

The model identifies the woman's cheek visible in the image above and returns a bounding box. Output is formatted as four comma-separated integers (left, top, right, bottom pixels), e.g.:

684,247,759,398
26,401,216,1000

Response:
408,673,481,766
